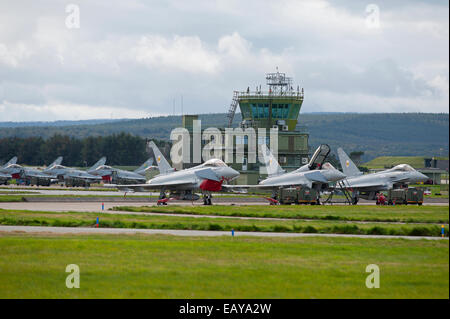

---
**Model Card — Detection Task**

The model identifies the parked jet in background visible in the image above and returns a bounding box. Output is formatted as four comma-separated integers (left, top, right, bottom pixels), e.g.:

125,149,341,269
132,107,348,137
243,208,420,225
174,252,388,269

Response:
0,157,62,186
133,158,156,176
337,148,429,203
228,144,346,204
1,156,17,168
110,141,240,205
0,171,11,185
0,156,18,184
44,159,103,187
89,157,155,184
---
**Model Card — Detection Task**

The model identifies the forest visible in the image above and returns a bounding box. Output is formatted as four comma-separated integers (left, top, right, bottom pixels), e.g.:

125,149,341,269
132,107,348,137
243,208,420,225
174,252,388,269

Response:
0,133,170,167
0,112,447,165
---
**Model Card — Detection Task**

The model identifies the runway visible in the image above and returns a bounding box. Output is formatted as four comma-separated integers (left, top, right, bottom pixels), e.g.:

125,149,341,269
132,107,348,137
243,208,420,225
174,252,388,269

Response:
0,225,447,240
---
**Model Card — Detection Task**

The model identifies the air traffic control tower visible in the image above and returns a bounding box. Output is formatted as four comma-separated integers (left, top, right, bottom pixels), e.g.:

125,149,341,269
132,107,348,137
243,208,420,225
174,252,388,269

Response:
226,71,310,184
180,71,310,184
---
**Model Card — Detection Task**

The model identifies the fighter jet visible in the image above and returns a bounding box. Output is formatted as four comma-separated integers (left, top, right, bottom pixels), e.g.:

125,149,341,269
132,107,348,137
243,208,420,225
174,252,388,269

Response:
44,159,104,187
337,148,429,204
110,141,240,205
228,144,346,204
0,157,62,186
88,157,155,185
0,157,18,184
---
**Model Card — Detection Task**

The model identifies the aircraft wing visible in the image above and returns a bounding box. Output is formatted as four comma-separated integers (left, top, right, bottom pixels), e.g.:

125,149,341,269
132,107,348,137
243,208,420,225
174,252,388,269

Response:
222,183,298,192
338,181,392,190
303,170,329,183
108,180,195,192
65,173,101,181
23,170,56,179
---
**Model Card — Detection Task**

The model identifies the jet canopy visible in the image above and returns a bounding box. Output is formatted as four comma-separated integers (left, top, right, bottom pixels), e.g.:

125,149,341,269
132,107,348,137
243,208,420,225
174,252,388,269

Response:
95,165,113,170
5,164,21,169
51,165,66,169
392,164,415,172
202,158,227,167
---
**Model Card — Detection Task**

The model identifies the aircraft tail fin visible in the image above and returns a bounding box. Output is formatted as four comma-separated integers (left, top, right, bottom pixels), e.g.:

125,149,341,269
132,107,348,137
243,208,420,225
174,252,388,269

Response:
2,156,17,168
89,157,106,171
148,141,173,174
134,158,154,174
260,144,285,177
337,148,362,177
48,156,63,168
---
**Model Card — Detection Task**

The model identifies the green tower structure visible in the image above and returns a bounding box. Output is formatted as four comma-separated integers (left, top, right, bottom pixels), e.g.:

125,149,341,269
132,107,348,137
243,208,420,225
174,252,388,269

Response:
227,71,304,131
180,71,310,185
225,71,310,184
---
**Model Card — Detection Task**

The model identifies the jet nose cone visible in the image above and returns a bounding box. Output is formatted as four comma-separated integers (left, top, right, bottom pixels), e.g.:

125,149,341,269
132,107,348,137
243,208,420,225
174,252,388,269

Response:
327,169,346,182
417,172,429,182
334,170,346,181
226,167,240,180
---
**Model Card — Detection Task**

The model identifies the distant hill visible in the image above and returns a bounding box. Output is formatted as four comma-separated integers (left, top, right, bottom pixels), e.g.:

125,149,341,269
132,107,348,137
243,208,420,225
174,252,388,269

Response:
0,119,121,128
0,113,447,161
364,156,449,169
364,156,428,169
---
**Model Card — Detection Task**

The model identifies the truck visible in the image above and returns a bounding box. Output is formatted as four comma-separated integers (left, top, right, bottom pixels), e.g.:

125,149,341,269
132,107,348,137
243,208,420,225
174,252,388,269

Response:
273,187,319,205
387,187,424,205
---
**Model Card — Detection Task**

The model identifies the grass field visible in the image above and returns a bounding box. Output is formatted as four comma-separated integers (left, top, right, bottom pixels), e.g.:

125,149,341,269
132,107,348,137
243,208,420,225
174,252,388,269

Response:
112,205,450,224
0,208,448,237
0,233,447,298
411,184,449,198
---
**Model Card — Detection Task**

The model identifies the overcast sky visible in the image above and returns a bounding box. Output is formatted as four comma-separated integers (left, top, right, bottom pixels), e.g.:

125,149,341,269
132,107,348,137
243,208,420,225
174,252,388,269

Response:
0,0,448,121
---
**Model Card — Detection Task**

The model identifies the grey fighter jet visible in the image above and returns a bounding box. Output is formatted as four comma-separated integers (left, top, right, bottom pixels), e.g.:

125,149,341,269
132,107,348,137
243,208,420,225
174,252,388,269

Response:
228,144,346,204
337,148,429,203
110,141,240,205
0,157,18,184
0,157,62,186
44,159,104,187
89,157,155,185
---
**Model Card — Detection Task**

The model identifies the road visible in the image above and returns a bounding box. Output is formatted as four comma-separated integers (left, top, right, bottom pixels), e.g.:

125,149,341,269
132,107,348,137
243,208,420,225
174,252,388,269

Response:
0,225,447,240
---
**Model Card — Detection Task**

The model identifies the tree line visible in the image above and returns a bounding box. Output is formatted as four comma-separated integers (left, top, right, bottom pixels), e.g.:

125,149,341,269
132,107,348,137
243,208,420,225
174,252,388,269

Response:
0,133,170,167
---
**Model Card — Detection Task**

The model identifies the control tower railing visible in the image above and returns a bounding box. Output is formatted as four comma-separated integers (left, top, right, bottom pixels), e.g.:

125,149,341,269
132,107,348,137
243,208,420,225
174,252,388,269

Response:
235,90,304,100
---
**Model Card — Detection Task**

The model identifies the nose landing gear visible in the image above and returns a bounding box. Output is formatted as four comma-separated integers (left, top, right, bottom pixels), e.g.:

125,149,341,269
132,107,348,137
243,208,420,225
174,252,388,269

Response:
202,191,213,205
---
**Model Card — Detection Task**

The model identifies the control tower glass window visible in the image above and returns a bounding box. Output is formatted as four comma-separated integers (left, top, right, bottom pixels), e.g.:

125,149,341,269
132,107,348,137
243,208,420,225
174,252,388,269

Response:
251,104,258,118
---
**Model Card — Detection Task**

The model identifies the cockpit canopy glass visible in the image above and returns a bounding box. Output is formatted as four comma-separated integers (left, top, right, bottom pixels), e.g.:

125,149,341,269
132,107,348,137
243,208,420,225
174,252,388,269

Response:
203,159,227,167
6,164,22,169
392,164,415,172
95,165,112,170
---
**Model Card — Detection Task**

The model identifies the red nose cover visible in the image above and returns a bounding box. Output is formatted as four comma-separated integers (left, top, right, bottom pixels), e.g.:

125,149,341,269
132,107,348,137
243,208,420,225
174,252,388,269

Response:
200,179,223,191
102,175,111,182
12,173,21,179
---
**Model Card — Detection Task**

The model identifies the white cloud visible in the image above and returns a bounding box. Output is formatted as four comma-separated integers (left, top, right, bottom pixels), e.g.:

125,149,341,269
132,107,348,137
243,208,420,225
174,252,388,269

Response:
0,101,157,121
130,35,221,74
0,0,448,121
